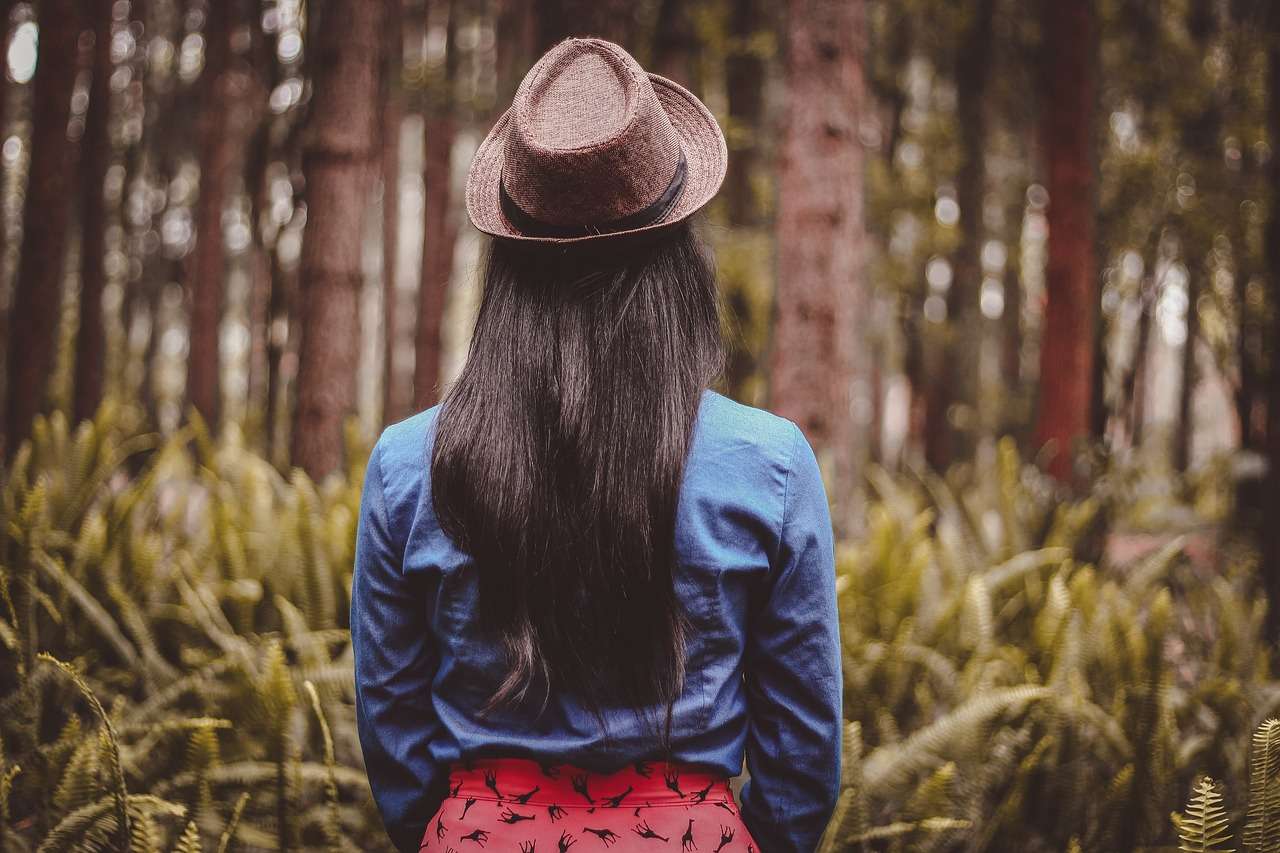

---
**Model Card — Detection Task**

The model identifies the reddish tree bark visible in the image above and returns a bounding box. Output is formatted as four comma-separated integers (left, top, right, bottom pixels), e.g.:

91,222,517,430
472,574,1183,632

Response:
186,0,232,426
381,0,405,424
768,0,867,532
4,0,80,454
1033,0,1097,482
290,0,384,478
414,0,458,411
73,1,115,425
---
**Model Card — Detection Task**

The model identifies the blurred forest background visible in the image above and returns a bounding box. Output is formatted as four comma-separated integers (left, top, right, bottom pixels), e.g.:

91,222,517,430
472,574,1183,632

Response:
4,0,1280,851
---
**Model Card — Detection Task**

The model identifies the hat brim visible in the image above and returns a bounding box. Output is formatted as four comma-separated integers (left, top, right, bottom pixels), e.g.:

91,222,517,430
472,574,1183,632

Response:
465,73,728,244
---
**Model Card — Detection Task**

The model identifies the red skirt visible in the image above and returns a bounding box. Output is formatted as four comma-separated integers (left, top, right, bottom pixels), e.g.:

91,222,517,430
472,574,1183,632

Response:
420,757,759,851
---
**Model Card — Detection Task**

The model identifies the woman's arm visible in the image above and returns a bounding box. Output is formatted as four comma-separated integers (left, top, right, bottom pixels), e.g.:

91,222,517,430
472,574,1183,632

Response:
739,422,843,853
352,438,447,853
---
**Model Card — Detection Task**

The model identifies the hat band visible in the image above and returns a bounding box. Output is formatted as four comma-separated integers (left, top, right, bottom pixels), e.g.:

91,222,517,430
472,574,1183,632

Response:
498,152,688,239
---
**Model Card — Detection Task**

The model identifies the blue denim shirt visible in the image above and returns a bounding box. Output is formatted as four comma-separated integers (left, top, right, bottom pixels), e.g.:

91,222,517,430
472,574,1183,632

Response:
352,389,842,853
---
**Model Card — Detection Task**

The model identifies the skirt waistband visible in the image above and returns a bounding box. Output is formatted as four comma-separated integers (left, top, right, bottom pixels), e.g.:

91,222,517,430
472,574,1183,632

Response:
445,758,733,808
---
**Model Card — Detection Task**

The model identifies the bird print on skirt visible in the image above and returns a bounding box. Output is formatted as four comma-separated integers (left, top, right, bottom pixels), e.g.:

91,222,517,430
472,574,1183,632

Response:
419,758,759,850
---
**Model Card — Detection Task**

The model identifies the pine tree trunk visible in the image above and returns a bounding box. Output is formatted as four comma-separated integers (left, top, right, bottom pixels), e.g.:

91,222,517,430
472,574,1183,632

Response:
4,0,80,454
725,0,766,227
721,0,768,399
494,0,534,108
243,0,279,434
187,0,232,426
414,0,458,412
652,0,696,85
1175,0,1219,475
1259,4,1280,643
535,0,632,53
381,0,404,425
927,0,994,471
290,0,384,478
769,0,867,533
73,1,115,426
1033,0,1097,483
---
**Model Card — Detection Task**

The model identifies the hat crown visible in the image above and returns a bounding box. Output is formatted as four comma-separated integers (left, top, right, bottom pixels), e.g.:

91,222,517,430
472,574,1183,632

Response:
501,39,684,228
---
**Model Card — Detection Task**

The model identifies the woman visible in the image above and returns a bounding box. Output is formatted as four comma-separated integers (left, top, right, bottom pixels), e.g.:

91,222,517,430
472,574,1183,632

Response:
352,38,841,853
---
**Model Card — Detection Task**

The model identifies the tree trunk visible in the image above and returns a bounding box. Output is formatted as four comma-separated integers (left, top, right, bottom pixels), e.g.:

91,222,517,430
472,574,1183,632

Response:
0,0,13,309
186,0,232,426
1260,4,1280,644
1033,0,1097,483
534,0,632,53
769,0,867,533
926,0,994,472
4,0,80,455
290,0,384,478
414,0,458,411
725,0,766,227
494,0,534,108
720,0,768,400
73,1,114,426
1175,0,1219,475
652,0,697,85
381,0,405,424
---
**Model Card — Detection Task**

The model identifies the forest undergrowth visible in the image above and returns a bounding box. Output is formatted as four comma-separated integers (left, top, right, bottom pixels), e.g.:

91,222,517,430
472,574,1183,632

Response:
1,404,1277,852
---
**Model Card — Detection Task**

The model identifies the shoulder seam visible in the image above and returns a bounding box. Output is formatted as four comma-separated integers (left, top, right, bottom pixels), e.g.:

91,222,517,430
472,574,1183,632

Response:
777,420,803,546
369,439,408,565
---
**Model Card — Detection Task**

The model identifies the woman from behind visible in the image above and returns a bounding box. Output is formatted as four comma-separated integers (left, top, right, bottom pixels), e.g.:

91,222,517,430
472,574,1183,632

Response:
352,37,842,853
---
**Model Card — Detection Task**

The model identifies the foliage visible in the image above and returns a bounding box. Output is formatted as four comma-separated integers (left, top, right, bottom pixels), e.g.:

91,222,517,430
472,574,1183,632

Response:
0,404,385,852
823,437,1275,851
2,407,1276,851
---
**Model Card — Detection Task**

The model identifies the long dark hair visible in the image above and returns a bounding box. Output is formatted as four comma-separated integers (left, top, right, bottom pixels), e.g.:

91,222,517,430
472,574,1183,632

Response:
430,218,723,729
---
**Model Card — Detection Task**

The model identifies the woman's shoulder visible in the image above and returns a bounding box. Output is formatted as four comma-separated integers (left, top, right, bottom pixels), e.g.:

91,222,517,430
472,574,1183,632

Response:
697,388,803,460
691,389,809,498
366,405,441,513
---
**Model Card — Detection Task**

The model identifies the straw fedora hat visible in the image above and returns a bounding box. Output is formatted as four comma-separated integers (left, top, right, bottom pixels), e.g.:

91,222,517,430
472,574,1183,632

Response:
465,37,728,243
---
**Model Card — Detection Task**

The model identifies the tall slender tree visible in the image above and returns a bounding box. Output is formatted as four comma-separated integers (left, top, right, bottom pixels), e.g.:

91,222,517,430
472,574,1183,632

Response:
187,0,232,425
1260,2,1280,643
769,0,867,533
381,0,405,424
534,0,633,53
652,0,696,84
926,0,995,471
493,0,534,108
4,0,80,454
1034,0,1097,482
1174,0,1220,474
413,0,458,411
73,1,115,425
720,0,770,400
291,0,385,477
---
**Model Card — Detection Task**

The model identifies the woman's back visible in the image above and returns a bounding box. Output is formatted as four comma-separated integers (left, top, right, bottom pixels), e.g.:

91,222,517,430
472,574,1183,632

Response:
354,388,841,851
352,35,841,853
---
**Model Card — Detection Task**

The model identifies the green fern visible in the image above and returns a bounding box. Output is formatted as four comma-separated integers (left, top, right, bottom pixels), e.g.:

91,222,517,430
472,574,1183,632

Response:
1177,777,1234,853
1245,719,1280,853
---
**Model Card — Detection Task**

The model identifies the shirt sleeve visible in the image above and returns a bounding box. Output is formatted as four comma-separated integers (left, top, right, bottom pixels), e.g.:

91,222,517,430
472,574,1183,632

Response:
739,422,843,853
351,438,447,853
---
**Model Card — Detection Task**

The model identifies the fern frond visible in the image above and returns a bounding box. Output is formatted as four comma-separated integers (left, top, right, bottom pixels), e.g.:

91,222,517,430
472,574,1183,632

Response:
304,681,342,852
1245,719,1280,853
863,686,1050,790
215,792,250,853
39,653,131,850
1176,777,1234,853
171,820,201,853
